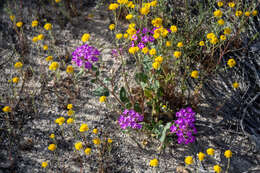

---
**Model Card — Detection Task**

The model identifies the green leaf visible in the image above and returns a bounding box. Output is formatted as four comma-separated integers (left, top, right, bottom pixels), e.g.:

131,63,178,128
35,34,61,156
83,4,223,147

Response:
134,103,142,113
93,87,109,97
144,89,153,98
119,87,129,103
126,102,132,109
135,73,148,83
159,122,172,143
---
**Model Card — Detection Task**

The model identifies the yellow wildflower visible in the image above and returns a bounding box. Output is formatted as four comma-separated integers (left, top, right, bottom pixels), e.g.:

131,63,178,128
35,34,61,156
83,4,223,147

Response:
48,144,56,151
150,1,157,7
155,56,163,63
32,36,38,42
185,156,193,165
49,61,59,71
44,23,52,31
166,41,171,47
67,109,75,116
152,18,163,27
153,33,160,39
217,1,223,7
199,41,205,46
235,10,243,17
210,37,218,44
228,2,235,8
10,15,15,21
220,35,226,41
43,45,48,50
55,117,65,126
109,3,119,10
198,152,205,161
109,24,115,30
117,0,128,5
224,150,232,158
152,62,160,70
149,48,156,56
170,25,178,33
41,162,48,168
12,77,19,83
16,21,23,27
149,158,158,167
217,19,225,25
75,142,83,150
45,56,53,62
126,14,133,20
123,33,128,39
79,123,89,132
142,47,149,54
92,128,98,134
116,33,123,40
67,104,73,110
55,0,61,3
207,33,216,39
177,42,183,48
49,134,55,139
107,138,113,143
227,58,236,68
214,10,223,18
67,118,74,124
84,148,91,155
232,82,239,89
173,51,181,58
14,62,23,69
191,70,199,79
2,106,11,113
37,34,44,41
81,33,90,42
213,165,222,173
66,65,74,73
31,20,38,27
140,7,150,15
93,138,101,145
207,148,215,156
252,10,258,16
128,46,139,54
224,27,231,35
244,11,250,17
99,96,106,103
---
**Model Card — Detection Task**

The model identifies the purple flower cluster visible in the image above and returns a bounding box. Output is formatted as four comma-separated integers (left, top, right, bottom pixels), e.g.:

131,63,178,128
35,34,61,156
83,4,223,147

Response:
130,27,156,49
118,109,144,130
72,44,100,69
170,107,197,144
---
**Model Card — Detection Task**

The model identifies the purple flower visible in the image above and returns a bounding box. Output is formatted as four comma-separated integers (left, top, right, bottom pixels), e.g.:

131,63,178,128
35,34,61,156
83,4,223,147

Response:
132,34,138,41
118,109,144,130
170,107,197,145
138,42,145,49
72,44,100,69
148,36,155,42
142,28,149,34
142,35,149,43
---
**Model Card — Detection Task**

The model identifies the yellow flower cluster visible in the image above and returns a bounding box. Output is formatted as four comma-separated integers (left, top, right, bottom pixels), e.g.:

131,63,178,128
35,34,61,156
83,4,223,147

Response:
152,56,163,70
75,142,83,150
14,61,23,69
48,144,57,151
93,138,101,145
99,96,106,103
2,106,11,113
149,158,158,167
109,3,119,10
152,17,163,27
49,61,59,71
206,33,218,45
128,46,139,54
227,58,236,68
31,20,38,27
44,23,52,31
81,33,90,42
191,70,199,79
79,123,89,132
55,117,65,126
173,51,181,58
66,65,74,73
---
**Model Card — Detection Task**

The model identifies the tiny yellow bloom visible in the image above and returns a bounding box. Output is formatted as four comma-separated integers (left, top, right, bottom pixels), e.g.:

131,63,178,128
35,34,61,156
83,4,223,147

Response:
43,45,48,50
217,19,225,25
55,0,61,3
224,150,232,158
41,162,48,168
49,61,59,71
67,104,73,110
99,96,106,103
142,47,149,54
166,41,171,47
170,25,178,33
214,10,223,18
31,20,38,27
107,138,113,143
55,117,65,126
173,51,181,58
48,144,57,151
185,156,193,165
123,33,128,39
32,36,38,43
224,27,231,35
126,14,133,20
67,118,74,124
150,1,157,7
213,165,222,173
244,11,250,17
116,33,123,40
49,134,55,139
129,46,139,54
235,10,243,17
93,138,101,145
199,41,205,46
232,82,239,89
75,142,83,150
66,65,74,73
14,62,23,69
217,1,223,7
93,128,98,134
198,152,205,161
220,35,226,41
16,21,23,28
117,0,128,5
252,10,258,16
228,2,235,8
10,15,15,21
210,37,218,44
2,106,11,113
207,33,215,39
207,148,215,156
109,24,115,30
149,158,158,167
155,56,163,63
227,58,236,68
44,23,52,31
37,34,44,41
79,123,89,132
177,42,183,48
191,70,199,79
108,3,119,10
45,56,53,62
67,109,75,116
149,48,156,56
140,7,150,15
84,148,91,155
81,33,90,42
12,77,19,83
152,17,163,27
152,62,160,70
